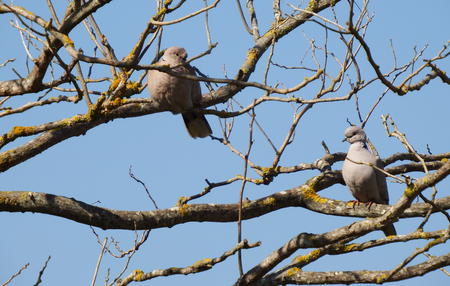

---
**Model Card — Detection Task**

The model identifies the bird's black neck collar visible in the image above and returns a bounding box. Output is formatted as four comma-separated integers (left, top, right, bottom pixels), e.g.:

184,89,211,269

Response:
362,141,369,149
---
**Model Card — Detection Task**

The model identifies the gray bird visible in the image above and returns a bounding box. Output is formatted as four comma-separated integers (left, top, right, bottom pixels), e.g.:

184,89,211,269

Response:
148,47,212,138
342,126,397,236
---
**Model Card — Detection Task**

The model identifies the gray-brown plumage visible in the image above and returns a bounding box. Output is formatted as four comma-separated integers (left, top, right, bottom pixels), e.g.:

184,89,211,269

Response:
342,126,397,236
147,47,212,138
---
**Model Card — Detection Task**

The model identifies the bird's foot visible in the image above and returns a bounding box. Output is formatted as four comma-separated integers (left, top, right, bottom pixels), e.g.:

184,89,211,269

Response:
349,200,361,209
365,201,375,210
348,200,375,210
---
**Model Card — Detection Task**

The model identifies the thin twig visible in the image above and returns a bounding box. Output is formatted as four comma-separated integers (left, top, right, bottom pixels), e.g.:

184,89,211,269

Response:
108,232,146,286
0,58,15,68
234,0,252,34
381,229,450,282
229,98,277,153
344,156,406,184
33,256,51,286
263,38,276,85
46,0,60,27
1,263,29,286
237,107,255,277
289,4,348,31
150,0,220,26
129,166,159,210
382,114,450,225
90,238,108,286
14,17,35,62
203,0,213,47
180,176,242,204
74,61,93,106
246,0,260,40
423,252,450,276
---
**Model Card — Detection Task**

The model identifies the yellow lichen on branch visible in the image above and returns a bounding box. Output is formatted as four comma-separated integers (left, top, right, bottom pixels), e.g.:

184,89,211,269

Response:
0,126,37,147
239,48,259,76
306,0,320,12
62,34,74,47
105,97,127,110
126,81,142,93
108,76,123,93
15,6,36,17
261,197,276,206
293,248,322,265
152,0,173,20
177,196,188,206
10,126,36,137
191,258,213,269
301,185,328,204
178,203,190,216
286,267,302,276
132,269,144,281
403,184,418,199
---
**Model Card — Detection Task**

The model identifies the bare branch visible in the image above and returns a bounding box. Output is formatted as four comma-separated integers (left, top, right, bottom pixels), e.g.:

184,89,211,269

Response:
246,0,260,40
236,159,450,285
237,108,255,276
1,263,29,286
266,252,450,285
150,0,220,26
263,229,448,284
234,0,253,35
382,230,450,282
90,238,107,286
128,166,159,210
33,256,51,286
1,159,449,230
117,240,261,286
0,58,15,68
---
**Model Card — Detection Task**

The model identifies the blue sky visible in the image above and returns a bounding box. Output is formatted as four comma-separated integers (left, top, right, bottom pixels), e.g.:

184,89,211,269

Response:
1,0,449,285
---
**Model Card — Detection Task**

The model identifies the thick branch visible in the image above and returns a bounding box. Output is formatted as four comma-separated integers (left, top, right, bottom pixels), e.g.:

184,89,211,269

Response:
235,160,450,285
1,171,448,230
262,229,448,285
0,0,341,172
201,0,342,106
0,100,160,172
0,0,113,97
265,252,450,285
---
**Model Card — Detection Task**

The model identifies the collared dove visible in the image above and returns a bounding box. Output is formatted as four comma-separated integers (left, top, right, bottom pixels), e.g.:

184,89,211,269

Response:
342,126,397,236
148,47,212,138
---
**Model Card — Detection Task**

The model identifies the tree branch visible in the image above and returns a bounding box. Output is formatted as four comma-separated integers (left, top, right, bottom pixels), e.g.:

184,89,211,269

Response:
265,252,450,285
0,0,113,97
262,229,448,285
1,159,449,230
117,239,260,286
235,160,450,285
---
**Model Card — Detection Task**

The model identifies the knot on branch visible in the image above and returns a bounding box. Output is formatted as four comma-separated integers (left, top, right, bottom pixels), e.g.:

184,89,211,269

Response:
261,166,280,185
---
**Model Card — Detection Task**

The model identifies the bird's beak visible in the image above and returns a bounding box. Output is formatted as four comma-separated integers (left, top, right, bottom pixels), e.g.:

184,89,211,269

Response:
342,137,348,142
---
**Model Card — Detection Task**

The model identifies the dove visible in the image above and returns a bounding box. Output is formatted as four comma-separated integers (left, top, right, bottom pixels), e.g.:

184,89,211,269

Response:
148,47,212,138
342,126,397,236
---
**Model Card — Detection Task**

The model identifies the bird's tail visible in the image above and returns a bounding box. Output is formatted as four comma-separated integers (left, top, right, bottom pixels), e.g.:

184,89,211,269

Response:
182,111,212,138
382,223,397,237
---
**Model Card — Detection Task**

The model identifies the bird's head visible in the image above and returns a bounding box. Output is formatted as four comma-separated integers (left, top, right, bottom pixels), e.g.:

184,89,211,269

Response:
343,125,367,144
163,47,188,64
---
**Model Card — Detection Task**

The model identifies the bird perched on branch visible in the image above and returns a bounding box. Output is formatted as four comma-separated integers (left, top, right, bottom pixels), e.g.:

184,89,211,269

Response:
342,125,397,236
147,47,212,138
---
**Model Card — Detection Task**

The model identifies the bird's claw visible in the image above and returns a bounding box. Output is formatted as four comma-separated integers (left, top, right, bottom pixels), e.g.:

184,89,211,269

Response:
349,200,360,209
348,200,374,210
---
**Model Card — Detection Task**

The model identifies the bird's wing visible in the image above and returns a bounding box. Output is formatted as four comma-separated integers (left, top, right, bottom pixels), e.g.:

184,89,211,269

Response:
375,158,389,204
186,64,202,105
